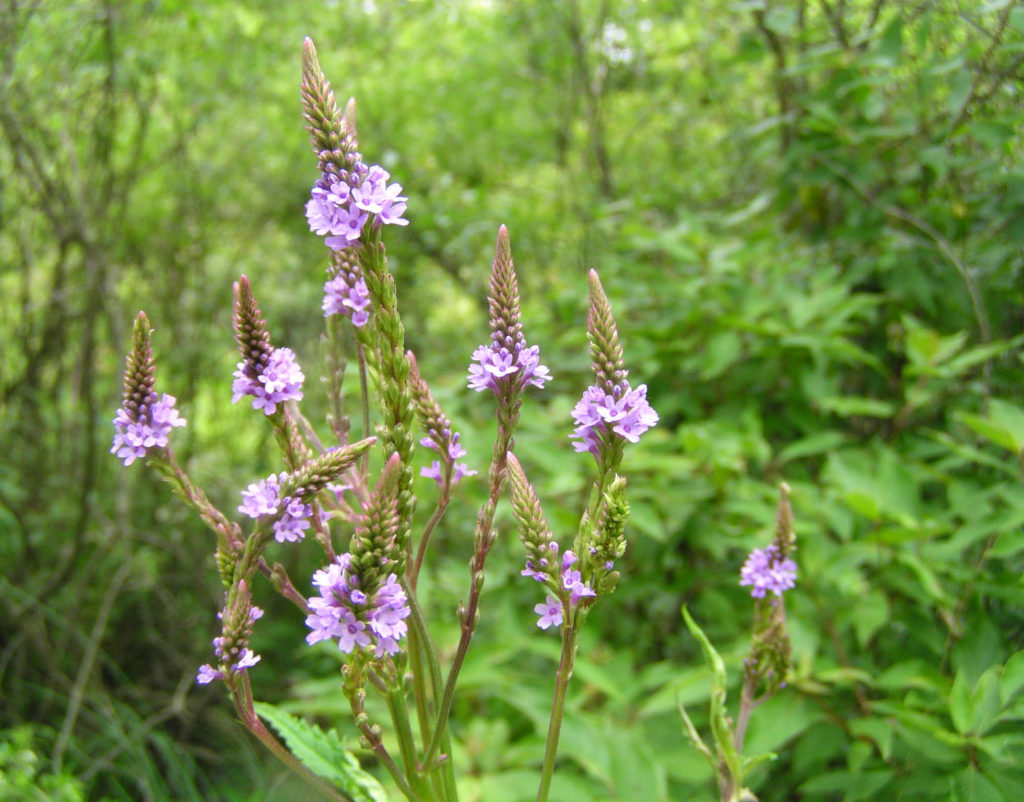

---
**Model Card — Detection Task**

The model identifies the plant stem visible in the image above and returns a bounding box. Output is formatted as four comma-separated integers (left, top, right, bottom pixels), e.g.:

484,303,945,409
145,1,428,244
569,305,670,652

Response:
536,607,577,802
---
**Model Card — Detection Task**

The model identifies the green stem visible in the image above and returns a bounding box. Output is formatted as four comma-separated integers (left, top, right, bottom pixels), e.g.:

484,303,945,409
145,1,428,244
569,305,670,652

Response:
536,607,578,802
387,685,433,800
411,488,452,589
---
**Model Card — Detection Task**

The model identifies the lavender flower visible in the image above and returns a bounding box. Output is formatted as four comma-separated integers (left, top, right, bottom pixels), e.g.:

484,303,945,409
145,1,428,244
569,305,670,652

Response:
111,394,186,466
520,541,596,628
559,550,597,605
304,553,411,658
306,163,408,250
467,343,552,395
570,382,658,456
195,648,261,685
238,472,313,543
323,271,371,326
534,596,563,630
739,544,797,598
420,430,477,486
408,351,476,487
231,346,305,415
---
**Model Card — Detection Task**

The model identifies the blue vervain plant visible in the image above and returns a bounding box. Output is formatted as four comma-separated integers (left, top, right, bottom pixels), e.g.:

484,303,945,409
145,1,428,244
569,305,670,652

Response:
110,38,793,802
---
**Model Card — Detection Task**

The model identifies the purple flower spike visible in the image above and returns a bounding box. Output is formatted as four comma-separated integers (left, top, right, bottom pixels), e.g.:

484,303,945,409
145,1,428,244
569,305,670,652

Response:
111,393,186,466
238,472,313,543
739,544,797,598
307,160,408,249
323,273,372,327
570,381,658,456
304,555,411,658
467,343,552,395
232,346,304,415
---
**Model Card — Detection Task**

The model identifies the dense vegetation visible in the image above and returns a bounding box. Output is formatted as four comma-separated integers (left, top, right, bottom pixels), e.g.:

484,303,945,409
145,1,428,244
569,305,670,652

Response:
2,1,1023,800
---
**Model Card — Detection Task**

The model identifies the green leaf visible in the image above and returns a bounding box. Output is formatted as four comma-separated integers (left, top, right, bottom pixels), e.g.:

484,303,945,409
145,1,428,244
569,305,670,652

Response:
970,667,1003,736
777,430,848,463
999,651,1024,704
852,590,889,648
987,399,1024,451
762,8,797,36
816,395,896,418
680,607,740,786
877,17,902,65
951,766,1008,802
254,702,387,802
957,411,1020,454
947,68,973,119
950,670,972,734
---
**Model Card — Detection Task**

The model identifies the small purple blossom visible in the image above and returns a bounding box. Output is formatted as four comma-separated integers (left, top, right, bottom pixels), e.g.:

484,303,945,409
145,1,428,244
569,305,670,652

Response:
111,394,186,466
238,473,313,543
195,643,262,685
467,343,552,395
323,272,372,326
306,163,408,250
419,429,476,487
304,554,411,658
559,550,596,605
523,543,596,628
232,347,304,415
739,544,797,598
534,596,563,630
570,381,658,456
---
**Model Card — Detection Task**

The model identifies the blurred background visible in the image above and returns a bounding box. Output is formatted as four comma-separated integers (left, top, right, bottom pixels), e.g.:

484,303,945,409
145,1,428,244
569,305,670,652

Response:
2,1,1023,800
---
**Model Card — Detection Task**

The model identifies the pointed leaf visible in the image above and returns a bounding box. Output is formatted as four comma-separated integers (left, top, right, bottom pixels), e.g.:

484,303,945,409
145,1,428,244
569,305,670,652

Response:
950,670,972,734
254,702,387,802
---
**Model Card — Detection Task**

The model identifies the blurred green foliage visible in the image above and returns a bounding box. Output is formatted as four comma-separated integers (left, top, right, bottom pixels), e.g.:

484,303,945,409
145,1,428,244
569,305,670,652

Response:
2,0,1023,800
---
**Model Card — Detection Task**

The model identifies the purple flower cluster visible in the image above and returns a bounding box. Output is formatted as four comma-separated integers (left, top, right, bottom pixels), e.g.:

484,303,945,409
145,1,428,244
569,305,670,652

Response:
522,547,596,629
304,553,411,658
195,606,264,685
739,544,797,598
306,164,408,250
570,382,658,455
323,270,371,327
238,473,314,543
232,347,304,415
111,394,186,466
467,343,551,395
420,429,476,486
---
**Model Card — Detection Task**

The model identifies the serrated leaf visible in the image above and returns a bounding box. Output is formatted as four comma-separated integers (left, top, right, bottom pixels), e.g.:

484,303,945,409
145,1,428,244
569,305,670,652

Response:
254,702,387,802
